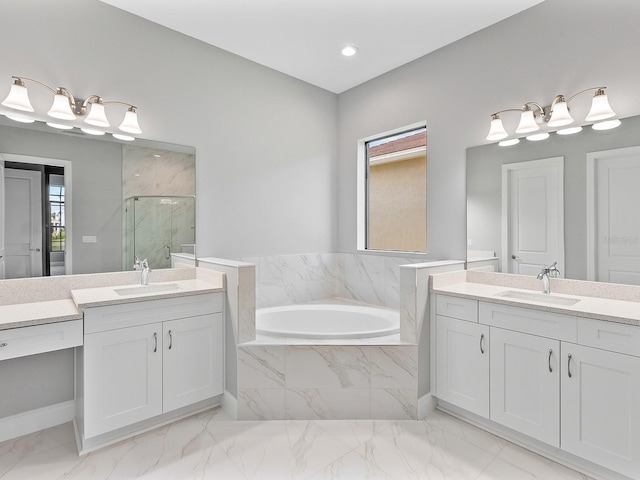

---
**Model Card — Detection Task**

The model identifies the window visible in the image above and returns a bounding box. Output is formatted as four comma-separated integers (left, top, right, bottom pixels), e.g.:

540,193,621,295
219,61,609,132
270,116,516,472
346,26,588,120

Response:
358,125,427,253
49,183,65,252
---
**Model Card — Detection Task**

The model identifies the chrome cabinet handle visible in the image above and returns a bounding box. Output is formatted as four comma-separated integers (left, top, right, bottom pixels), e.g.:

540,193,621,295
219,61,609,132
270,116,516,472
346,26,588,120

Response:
567,353,573,378
0,342,8,348
548,349,553,373
153,332,158,353
480,334,485,354
168,330,173,350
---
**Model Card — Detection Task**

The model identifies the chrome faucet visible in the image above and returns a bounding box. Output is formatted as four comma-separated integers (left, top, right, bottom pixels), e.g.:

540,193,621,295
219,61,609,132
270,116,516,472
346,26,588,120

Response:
537,262,560,294
133,256,151,285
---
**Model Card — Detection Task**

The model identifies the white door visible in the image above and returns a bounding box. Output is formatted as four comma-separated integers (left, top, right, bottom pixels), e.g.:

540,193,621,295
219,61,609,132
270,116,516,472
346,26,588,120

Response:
587,146,640,284
436,315,490,417
83,323,163,438
490,327,560,447
4,168,42,278
561,343,640,478
502,157,564,276
163,313,224,412
0,160,5,279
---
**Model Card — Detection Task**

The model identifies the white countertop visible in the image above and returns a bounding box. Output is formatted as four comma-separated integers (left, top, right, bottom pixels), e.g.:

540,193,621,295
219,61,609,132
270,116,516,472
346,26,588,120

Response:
0,299,83,331
71,279,224,308
433,282,640,326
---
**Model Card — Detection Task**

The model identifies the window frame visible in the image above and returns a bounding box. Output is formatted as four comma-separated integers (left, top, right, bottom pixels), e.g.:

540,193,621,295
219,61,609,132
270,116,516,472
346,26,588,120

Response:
356,121,428,254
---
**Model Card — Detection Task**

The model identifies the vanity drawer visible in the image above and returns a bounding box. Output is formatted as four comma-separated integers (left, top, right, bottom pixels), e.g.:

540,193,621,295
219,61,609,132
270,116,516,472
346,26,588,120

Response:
479,302,577,342
436,294,478,322
0,320,83,361
578,318,640,357
84,293,223,334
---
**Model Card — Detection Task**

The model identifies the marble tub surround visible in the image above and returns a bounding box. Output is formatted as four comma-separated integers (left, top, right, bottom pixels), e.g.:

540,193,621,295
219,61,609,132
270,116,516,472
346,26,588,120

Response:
237,253,434,310
430,270,640,326
237,344,419,421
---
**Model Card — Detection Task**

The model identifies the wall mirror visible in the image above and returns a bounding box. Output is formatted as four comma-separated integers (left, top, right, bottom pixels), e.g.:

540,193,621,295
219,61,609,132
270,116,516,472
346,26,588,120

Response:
467,114,640,285
0,118,195,280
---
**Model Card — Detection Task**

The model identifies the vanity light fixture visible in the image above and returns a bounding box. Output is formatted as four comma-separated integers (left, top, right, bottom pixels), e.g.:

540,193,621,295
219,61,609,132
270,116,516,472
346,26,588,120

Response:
0,76,142,140
486,86,620,146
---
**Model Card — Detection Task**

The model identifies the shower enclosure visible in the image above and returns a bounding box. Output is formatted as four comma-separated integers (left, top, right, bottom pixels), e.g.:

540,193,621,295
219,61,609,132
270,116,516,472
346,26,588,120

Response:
123,195,195,270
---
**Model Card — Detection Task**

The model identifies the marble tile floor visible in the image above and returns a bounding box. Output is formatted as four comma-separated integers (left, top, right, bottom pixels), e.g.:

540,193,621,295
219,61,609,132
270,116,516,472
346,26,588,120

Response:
0,407,593,480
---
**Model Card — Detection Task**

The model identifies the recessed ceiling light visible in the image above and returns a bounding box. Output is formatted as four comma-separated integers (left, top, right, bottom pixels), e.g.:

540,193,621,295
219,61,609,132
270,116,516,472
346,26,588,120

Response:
340,45,358,57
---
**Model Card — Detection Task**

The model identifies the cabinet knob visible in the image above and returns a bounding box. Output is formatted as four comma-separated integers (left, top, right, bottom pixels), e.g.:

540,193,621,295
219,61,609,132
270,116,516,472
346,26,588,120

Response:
0,342,7,348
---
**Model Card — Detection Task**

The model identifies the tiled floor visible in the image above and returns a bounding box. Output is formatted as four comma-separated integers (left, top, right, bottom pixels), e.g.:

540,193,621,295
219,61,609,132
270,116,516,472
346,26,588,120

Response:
0,407,593,479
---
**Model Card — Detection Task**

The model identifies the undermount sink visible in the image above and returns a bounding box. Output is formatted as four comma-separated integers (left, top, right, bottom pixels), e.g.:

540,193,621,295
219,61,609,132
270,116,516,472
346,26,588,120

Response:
114,283,181,296
496,290,581,306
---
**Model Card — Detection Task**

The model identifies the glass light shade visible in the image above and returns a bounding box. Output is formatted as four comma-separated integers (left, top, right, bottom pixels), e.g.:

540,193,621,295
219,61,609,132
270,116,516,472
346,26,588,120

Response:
112,133,135,141
547,100,574,127
2,82,34,112
592,119,621,131
526,132,550,142
556,126,583,135
515,109,539,134
80,127,105,136
486,116,508,141
85,102,110,127
5,114,35,124
498,138,520,147
119,109,141,134
46,122,74,130
48,93,76,120
585,91,616,122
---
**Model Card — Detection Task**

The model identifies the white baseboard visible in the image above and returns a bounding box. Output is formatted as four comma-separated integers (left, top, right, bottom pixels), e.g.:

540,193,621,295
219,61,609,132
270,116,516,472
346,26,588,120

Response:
0,400,75,443
221,390,238,420
417,393,437,419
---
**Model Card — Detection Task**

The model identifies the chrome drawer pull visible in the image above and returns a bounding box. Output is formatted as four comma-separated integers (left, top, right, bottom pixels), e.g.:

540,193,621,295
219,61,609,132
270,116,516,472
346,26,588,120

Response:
168,330,173,350
153,332,158,353
548,349,553,373
567,353,573,378
480,334,485,354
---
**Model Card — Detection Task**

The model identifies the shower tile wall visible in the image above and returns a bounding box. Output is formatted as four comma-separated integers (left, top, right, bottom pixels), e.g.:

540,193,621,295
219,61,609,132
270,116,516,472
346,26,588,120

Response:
122,145,196,268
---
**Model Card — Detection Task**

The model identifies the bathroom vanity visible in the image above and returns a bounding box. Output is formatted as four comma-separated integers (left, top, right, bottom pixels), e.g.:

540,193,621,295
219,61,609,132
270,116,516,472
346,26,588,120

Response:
0,268,226,453
431,271,640,480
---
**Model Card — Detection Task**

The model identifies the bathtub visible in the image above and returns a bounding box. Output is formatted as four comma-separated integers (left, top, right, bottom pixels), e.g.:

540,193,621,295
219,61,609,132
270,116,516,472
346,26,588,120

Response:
256,303,400,339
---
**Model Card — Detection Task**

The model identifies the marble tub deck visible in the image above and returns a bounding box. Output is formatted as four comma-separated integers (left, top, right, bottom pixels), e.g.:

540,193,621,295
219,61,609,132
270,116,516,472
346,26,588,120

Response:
0,407,592,480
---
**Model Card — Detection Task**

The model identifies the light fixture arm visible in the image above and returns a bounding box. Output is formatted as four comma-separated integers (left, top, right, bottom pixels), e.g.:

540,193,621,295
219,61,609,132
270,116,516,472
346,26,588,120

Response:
565,86,606,103
80,94,103,115
11,76,57,95
102,100,138,111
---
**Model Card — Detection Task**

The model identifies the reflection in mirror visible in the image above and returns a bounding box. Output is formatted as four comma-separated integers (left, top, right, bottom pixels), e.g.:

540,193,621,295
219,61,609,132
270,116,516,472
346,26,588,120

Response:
0,119,195,279
467,114,640,285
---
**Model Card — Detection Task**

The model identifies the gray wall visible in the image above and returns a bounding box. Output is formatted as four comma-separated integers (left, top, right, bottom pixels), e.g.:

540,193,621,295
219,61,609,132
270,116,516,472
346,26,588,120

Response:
0,0,338,260
467,114,640,281
337,0,640,259
0,124,123,274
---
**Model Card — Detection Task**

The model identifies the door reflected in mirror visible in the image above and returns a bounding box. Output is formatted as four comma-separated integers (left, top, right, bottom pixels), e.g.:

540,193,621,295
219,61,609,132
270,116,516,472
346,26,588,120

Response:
0,119,195,279
467,114,640,285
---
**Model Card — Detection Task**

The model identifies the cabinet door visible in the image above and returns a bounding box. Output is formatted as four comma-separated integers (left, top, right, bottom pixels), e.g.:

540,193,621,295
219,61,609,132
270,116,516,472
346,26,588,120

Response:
436,315,490,417
490,328,560,447
562,343,640,479
84,323,163,438
163,313,224,412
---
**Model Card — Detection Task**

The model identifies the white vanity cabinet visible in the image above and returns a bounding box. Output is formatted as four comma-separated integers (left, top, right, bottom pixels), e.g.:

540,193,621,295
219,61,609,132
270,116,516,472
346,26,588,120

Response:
489,327,560,446
79,293,224,440
561,342,640,478
434,292,640,479
435,295,489,417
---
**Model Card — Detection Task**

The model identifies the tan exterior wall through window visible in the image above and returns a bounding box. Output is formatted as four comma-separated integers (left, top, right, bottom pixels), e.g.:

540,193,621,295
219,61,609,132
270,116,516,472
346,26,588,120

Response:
368,154,427,252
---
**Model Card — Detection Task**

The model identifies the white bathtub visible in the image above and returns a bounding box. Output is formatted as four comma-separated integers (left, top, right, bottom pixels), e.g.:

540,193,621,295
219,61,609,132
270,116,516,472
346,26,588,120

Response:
256,303,400,339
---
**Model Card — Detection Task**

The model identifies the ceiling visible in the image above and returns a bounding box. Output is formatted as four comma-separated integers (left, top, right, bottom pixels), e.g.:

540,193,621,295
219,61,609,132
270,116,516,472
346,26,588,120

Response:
100,0,544,94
